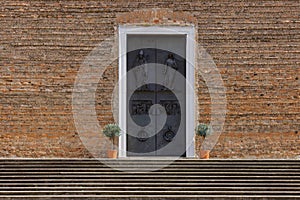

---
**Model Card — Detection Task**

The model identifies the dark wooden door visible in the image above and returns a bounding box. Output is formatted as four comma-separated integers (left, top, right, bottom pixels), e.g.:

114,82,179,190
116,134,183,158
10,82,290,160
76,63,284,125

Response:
126,35,186,156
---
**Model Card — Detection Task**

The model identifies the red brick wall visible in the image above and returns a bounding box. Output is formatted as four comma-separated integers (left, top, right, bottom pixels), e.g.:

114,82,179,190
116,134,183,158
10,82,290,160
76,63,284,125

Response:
0,0,299,158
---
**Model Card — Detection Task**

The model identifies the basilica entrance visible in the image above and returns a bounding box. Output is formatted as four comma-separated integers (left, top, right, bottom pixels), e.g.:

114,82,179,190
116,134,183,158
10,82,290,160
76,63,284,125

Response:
118,26,195,157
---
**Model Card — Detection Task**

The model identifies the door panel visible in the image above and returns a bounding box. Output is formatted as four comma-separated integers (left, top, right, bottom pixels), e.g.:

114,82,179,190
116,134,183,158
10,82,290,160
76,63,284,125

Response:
126,35,186,156
155,36,186,156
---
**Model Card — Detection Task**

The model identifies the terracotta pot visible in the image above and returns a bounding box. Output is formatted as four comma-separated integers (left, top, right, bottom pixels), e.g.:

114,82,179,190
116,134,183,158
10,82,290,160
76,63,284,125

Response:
200,150,210,159
107,150,118,158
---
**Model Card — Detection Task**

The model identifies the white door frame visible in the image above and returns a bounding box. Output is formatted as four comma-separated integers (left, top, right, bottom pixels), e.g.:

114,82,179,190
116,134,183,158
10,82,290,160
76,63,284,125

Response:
118,25,195,158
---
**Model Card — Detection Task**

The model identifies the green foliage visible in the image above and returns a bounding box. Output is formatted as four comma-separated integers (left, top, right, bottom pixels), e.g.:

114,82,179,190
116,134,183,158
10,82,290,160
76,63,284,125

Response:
196,123,212,138
103,124,121,139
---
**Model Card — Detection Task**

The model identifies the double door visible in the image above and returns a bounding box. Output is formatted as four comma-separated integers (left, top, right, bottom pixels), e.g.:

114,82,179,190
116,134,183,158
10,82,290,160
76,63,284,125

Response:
126,35,186,156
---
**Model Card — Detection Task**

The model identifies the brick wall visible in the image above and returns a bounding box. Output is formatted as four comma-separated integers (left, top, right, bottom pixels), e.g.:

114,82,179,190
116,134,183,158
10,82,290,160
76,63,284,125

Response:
0,0,299,158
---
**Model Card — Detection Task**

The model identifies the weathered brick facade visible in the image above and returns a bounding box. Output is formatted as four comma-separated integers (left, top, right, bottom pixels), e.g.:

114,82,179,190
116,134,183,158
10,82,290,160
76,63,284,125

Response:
0,0,299,158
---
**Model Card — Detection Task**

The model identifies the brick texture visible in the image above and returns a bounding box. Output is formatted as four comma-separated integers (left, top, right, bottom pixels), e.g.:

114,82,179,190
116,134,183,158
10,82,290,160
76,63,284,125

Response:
0,0,299,158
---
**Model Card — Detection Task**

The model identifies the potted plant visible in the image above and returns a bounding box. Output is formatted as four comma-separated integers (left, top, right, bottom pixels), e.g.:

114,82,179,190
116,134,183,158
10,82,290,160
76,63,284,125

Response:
103,123,121,158
196,123,212,159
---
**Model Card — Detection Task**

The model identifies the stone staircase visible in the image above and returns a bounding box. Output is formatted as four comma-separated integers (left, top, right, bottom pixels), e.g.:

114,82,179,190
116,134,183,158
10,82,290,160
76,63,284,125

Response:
0,159,299,199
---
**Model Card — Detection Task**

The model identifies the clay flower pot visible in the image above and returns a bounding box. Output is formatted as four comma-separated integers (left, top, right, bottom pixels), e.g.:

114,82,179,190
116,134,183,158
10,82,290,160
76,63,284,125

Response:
196,123,212,159
103,124,121,159
200,150,210,159
107,149,118,159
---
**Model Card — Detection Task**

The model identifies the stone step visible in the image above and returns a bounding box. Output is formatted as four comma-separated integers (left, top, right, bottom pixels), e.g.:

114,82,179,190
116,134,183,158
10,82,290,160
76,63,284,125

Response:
0,186,299,191
0,195,298,199
1,169,299,172
2,182,300,187
0,190,299,195
0,159,298,199
0,172,299,176
1,178,299,183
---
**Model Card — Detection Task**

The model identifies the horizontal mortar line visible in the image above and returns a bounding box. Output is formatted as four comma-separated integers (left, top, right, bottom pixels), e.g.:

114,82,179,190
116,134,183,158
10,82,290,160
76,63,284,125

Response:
10,3,299,7
193,6,300,9
8,28,114,33
1,82,298,86
211,56,300,59
11,44,101,48
3,84,298,87
195,14,300,18
9,26,115,31
10,48,300,53
198,31,300,34
5,27,300,33
1,111,298,115
9,30,300,35
3,11,300,17
7,55,298,59
201,100,298,103
0,125,297,128
199,37,300,39
3,32,300,39
7,53,300,59
12,48,300,55
2,4,300,9
205,48,300,50
6,61,300,65
214,62,300,65
4,123,298,126
8,48,295,53
197,23,300,26
212,57,300,60
205,29,300,33
204,46,300,49
5,26,300,32
1,12,116,17
2,3,299,7
3,15,300,21
201,40,300,44
3,64,299,67
10,35,300,42
197,19,300,23
5,41,300,47
198,38,300,41
8,54,300,58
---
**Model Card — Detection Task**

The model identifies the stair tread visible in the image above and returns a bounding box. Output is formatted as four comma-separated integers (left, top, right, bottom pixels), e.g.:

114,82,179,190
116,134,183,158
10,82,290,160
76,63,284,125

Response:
0,159,298,198
0,186,299,190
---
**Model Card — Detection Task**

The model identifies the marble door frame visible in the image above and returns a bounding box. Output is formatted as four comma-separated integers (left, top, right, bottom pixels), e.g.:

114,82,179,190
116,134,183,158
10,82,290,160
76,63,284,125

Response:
118,25,195,158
